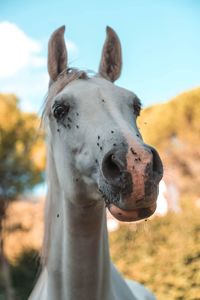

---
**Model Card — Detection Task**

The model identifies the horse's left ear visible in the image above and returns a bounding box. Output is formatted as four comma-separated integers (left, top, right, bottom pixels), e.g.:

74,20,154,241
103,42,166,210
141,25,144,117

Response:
98,26,122,82
48,26,67,82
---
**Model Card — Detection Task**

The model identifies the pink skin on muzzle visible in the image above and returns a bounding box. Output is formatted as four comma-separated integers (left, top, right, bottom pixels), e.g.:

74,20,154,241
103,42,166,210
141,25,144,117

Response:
108,136,158,222
108,202,157,222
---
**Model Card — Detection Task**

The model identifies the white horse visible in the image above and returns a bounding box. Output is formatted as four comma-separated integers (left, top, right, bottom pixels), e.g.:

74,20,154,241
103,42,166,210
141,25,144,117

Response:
29,26,163,300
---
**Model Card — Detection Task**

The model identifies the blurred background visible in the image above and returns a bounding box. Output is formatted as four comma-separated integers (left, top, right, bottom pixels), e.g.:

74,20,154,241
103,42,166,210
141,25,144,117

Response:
0,1,200,299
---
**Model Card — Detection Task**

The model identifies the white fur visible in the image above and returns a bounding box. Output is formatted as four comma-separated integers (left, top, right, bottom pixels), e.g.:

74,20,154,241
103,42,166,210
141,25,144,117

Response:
29,76,156,300
29,25,160,299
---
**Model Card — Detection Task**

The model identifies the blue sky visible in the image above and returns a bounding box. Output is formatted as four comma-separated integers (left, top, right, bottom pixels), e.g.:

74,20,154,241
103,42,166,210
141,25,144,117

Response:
1,0,200,113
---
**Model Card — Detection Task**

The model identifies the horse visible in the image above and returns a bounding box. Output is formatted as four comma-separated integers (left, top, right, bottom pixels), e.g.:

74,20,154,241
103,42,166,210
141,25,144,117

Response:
29,25,163,300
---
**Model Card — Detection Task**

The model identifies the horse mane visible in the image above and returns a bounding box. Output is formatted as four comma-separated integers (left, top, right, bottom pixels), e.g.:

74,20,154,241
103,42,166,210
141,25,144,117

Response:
41,67,90,265
42,138,62,265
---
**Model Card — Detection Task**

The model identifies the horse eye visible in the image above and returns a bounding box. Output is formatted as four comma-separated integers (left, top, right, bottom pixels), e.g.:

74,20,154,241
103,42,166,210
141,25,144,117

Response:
133,98,142,117
53,104,70,120
133,104,141,117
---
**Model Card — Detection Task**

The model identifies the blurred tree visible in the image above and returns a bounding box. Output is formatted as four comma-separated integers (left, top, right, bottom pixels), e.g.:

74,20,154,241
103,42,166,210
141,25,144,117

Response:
138,87,200,195
138,87,200,149
11,249,41,300
0,93,45,299
0,94,45,200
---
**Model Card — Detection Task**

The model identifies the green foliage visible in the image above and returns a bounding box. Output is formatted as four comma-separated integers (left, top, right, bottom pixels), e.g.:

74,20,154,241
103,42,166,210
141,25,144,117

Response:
1,198,199,300
0,89,199,299
138,88,200,196
10,249,41,300
109,197,200,300
0,271,5,299
0,94,45,200
138,87,200,149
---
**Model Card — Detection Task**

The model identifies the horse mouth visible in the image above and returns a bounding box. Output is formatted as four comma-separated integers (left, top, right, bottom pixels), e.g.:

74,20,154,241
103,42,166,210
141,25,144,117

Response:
98,171,159,222
108,202,157,222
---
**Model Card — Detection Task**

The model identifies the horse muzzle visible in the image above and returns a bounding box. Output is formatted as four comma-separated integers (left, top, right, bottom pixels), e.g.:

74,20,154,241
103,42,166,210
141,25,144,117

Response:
100,144,163,222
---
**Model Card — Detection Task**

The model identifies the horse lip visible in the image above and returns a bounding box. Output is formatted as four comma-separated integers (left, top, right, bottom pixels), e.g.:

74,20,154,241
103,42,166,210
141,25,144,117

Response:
108,202,157,222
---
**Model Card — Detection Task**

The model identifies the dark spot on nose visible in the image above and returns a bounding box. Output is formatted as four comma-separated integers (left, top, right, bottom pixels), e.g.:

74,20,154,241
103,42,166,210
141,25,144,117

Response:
98,136,100,140
97,143,99,146
135,157,141,162
57,214,59,218
100,146,103,150
113,143,116,146
76,112,79,116
111,130,114,134
76,125,79,128
130,147,137,155
135,198,144,203
102,99,105,102
57,129,60,132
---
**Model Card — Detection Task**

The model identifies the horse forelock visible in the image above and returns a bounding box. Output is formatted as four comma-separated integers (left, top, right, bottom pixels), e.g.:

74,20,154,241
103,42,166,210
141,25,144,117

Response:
42,68,89,126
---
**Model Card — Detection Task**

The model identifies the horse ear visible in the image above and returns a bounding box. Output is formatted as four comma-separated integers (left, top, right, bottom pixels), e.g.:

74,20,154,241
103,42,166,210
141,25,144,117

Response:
99,26,122,82
48,26,67,81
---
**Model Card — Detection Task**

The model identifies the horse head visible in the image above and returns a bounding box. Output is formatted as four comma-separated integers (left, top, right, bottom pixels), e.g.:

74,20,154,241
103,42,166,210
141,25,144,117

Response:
44,25,163,222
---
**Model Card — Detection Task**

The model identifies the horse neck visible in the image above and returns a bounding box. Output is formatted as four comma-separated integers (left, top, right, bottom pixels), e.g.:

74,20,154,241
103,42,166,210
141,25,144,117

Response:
43,152,115,300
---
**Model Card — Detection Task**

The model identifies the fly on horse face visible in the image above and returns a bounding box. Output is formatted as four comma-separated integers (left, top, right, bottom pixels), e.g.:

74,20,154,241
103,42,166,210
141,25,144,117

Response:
29,26,163,300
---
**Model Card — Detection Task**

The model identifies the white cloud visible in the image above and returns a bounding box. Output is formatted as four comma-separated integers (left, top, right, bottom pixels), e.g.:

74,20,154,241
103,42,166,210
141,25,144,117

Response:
0,21,78,79
0,21,46,78
0,22,79,112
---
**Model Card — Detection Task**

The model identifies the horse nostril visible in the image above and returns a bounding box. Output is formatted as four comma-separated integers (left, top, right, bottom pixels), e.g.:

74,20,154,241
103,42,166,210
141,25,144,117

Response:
150,147,163,181
102,150,126,184
104,154,120,179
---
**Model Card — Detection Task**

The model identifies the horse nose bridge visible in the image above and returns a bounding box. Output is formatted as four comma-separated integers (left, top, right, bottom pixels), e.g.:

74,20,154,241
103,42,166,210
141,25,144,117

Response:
126,141,163,186
127,140,153,168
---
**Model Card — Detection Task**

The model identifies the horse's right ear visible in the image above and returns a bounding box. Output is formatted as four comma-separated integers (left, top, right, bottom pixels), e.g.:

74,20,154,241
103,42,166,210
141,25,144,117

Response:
48,26,67,82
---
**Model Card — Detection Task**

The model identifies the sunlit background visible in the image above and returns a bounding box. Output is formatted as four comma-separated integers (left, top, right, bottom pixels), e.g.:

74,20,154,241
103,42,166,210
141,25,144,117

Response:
0,1,200,299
